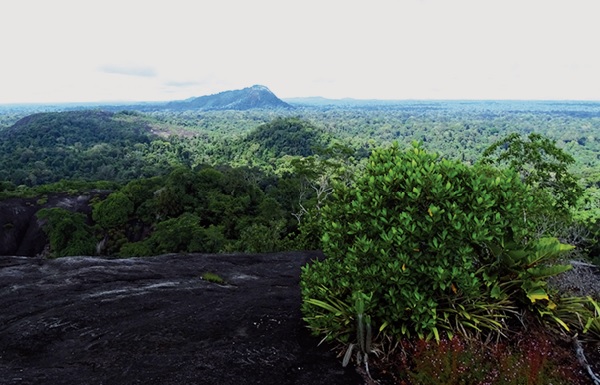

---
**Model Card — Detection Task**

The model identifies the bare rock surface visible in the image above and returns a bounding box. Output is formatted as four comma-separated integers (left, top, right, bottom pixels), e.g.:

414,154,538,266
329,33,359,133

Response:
0,252,362,385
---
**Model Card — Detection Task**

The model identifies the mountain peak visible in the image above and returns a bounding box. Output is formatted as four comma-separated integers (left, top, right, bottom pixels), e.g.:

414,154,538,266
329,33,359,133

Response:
167,85,292,111
249,84,270,91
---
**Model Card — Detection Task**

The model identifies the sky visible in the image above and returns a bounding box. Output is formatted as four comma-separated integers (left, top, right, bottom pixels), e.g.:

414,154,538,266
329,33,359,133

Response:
1,0,600,104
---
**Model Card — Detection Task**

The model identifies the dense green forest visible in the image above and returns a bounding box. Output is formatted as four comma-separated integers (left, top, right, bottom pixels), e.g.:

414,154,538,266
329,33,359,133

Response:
1,101,600,262
3,101,600,184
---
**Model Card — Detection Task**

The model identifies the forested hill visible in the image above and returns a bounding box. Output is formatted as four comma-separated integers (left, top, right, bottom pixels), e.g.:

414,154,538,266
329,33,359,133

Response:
5,110,150,143
0,111,336,188
0,110,179,185
241,117,323,158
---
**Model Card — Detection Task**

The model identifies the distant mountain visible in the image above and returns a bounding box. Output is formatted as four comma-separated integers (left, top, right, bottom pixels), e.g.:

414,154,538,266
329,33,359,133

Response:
166,85,292,111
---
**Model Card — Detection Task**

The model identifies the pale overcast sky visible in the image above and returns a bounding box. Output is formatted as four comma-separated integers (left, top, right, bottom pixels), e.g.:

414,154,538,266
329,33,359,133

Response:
1,0,599,104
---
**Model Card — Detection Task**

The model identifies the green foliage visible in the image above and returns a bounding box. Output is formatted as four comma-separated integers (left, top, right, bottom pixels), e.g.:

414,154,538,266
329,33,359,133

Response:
572,186,600,263
480,132,583,213
0,179,119,200
198,225,228,253
0,180,16,193
341,293,374,372
294,210,326,250
92,191,134,229
3,103,600,194
477,238,599,337
241,117,322,159
119,240,154,257
237,220,286,253
4,103,600,269
145,213,205,254
484,238,574,305
120,176,164,223
574,186,600,228
290,144,361,250
549,296,600,342
303,287,363,345
37,207,96,257
0,110,171,186
79,164,294,256
301,143,537,343
201,272,226,284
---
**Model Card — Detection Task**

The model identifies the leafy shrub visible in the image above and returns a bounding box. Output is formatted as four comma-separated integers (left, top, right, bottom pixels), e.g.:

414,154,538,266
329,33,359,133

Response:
301,143,537,342
198,225,228,253
119,213,229,256
480,132,582,214
572,186,600,264
144,213,205,254
92,191,134,229
37,207,96,257
237,221,286,253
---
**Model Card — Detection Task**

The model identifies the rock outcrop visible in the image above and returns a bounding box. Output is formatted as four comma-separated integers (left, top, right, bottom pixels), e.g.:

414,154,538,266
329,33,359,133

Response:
0,193,102,257
0,251,362,385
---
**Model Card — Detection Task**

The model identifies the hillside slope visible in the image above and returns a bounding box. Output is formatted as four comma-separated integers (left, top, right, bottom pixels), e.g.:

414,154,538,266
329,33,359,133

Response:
167,85,292,111
0,110,167,185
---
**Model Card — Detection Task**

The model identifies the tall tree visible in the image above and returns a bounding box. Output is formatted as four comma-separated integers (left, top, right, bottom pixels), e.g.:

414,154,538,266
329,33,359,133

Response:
480,133,582,213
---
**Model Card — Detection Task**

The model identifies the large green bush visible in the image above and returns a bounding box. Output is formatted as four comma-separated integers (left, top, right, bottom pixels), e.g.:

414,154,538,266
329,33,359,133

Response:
301,143,537,342
37,207,96,257
92,191,134,229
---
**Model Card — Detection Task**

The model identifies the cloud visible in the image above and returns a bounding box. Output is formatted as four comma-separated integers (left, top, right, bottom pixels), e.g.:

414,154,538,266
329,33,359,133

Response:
164,80,202,88
99,65,157,78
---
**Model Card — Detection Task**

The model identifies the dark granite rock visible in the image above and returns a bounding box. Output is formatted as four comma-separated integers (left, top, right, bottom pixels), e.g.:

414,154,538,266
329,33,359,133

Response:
0,252,363,385
0,193,104,257
0,198,40,256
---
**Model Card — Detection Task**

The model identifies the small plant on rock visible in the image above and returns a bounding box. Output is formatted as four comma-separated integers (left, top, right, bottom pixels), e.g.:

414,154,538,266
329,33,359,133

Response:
201,272,226,284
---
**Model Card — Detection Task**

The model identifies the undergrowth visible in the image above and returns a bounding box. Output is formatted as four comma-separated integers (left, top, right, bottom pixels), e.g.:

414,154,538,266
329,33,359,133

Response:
374,331,590,385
